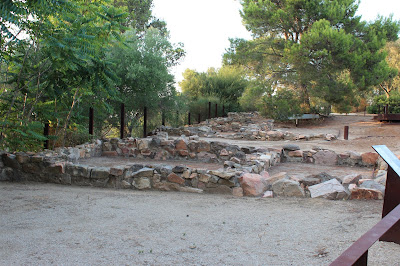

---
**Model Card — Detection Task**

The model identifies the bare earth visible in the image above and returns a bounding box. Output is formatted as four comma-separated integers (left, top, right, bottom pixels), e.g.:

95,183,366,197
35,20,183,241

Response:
203,114,400,154
1,114,400,265
1,182,400,266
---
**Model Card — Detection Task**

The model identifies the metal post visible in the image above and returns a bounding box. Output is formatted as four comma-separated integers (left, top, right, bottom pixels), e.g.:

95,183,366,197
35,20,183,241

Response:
188,112,191,125
215,103,218,118
120,103,125,139
89,107,94,135
344,126,349,140
43,122,49,149
385,104,389,115
208,102,211,119
143,106,147,138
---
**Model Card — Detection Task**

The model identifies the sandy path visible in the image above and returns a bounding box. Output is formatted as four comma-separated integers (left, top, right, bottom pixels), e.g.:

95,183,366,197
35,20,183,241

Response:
1,182,399,265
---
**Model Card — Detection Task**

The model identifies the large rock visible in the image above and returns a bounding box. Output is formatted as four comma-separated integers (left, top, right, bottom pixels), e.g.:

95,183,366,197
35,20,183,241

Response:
374,170,387,185
91,167,110,179
341,174,362,186
350,188,383,200
308,179,349,200
283,144,300,151
167,173,185,185
265,172,288,184
134,177,151,190
313,150,338,165
361,152,379,166
360,180,385,195
208,169,236,180
238,173,269,197
272,178,305,197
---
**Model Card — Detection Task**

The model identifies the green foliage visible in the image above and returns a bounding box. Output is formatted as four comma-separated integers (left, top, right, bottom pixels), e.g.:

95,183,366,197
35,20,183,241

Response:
226,0,400,114
367,92,400,114
0,120,47,152
0,0,183,149
260,89,303,121
180,66,248,114
106,28,185,137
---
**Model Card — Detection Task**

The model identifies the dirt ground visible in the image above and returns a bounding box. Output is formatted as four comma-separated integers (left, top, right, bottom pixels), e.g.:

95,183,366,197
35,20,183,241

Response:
1,182,400,266
1,114,400,265
203,114,400,154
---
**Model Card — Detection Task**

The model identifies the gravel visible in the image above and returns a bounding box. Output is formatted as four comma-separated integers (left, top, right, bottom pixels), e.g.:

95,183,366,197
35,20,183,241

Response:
1,182,400,265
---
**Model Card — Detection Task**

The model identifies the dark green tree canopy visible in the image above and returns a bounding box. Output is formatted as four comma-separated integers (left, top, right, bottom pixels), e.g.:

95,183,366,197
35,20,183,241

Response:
226,0,400,109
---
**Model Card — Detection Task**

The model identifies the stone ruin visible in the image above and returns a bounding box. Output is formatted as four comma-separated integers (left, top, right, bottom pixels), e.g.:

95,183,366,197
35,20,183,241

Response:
158,112,337,141
0,129,389,200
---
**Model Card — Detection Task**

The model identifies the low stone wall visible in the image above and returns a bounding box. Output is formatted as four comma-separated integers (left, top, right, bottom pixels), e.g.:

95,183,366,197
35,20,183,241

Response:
0,135,385,200
281,144,379,167
158,112,337,141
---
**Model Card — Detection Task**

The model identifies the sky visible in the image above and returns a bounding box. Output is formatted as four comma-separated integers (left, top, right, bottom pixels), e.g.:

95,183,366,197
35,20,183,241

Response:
152,0,400,87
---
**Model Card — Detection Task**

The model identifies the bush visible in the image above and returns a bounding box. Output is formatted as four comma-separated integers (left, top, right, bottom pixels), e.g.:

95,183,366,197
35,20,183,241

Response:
367,93,400,114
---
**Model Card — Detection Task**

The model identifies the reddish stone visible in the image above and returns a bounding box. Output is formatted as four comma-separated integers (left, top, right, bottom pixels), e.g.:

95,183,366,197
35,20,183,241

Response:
167,173,185,185
175,139,187,150
102,151,118,157
178,150,189,156
288,150,303,157
239,173,269,197
361,152,379,165
232,187,244,197
110,167,124,176
48,162,65,174
197,141,211,152
350,188,383,200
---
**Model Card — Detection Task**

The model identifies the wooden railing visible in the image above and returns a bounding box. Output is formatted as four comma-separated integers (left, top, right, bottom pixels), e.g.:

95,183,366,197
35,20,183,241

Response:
330,145,400,265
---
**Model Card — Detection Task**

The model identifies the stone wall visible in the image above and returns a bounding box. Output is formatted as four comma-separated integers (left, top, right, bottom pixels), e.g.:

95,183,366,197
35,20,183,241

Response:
158,112,337,141
0,135,384,200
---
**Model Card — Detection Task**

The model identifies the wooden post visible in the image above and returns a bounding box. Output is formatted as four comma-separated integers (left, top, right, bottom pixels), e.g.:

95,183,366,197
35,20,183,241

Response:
198,113,201,124
43,122,49,149
162,111,165,126
143,106,147,138
344,126,349,140
208,102,211,119
120,103,125,139
222,105,225,117
215,103,218,118
89,107,94,135
188,112,191,125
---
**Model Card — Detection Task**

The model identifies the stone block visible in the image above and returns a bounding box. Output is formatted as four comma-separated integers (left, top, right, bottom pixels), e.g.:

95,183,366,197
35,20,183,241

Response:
239,173,269,197
350,188,383,200
91,167,110,179
361,152,379,166
134,177,151,190
167,173,185,185
272,178,305,197
308,179,349,200
313,150,338,165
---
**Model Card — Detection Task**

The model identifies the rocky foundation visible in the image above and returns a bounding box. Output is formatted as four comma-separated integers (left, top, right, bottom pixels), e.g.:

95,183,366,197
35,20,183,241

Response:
0,133,389,200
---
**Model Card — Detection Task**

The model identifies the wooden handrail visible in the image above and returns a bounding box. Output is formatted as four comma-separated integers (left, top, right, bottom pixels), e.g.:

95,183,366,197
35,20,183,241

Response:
331,145,400,265
330,204,400,265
